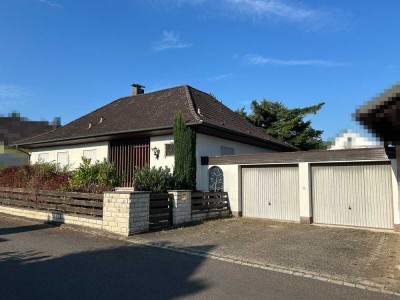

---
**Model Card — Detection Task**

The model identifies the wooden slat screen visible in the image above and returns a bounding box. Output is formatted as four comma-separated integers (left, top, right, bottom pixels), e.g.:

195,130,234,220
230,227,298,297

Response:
149,193,173,230
191,192,230,215
0,187,103,217
109,139,150,187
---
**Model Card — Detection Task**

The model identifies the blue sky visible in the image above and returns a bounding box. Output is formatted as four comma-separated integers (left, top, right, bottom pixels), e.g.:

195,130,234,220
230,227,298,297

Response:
0,0,399,142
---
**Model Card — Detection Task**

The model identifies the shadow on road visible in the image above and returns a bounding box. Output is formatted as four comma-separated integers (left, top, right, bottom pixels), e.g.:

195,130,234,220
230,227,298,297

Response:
0,243,216,300
0,222,58,237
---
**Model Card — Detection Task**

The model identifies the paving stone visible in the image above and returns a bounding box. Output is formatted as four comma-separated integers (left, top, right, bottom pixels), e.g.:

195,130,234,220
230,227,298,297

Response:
130,217,400,292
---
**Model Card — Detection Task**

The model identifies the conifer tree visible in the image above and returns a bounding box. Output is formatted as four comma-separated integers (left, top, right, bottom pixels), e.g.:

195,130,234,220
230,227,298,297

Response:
173,112,197,190
235,99,324,150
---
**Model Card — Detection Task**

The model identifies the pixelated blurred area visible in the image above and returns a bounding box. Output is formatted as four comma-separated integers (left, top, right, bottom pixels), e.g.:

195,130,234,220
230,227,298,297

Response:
354,82,400,145
327,129,381,150
0,111,60,168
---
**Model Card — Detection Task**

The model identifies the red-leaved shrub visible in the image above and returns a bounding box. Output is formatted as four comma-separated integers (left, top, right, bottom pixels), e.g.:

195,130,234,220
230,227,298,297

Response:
0,163,71,191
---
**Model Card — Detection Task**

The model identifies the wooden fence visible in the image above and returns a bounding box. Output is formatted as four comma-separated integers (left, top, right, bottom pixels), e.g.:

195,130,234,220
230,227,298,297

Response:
149,193,173,230
191,192,230,215
0,187,103,218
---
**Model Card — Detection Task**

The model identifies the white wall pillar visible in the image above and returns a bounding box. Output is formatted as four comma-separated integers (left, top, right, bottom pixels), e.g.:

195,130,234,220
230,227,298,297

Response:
103,191,150,236
390,159,400,231
299,162,312,224
169,190,192,225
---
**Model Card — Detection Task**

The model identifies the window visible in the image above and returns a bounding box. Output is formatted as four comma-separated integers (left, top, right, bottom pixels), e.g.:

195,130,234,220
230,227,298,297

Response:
38,153,50,162
220,146,234,155
209,166,224,192
57,152,69,167
165,143,174,156
83,149,97,163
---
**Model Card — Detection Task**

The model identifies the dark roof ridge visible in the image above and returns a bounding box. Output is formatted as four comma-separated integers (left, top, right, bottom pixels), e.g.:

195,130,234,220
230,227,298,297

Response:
126,84,188,98
183,85,203,123
187,85,294,148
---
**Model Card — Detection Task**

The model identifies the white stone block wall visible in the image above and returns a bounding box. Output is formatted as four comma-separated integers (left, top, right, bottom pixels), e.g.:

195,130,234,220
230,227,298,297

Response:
169,190,192,226
0,205,103,229
103,191,150,236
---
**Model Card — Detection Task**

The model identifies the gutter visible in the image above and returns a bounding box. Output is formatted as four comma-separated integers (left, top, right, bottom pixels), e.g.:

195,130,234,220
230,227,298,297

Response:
12,123,202,148
15,145,31,160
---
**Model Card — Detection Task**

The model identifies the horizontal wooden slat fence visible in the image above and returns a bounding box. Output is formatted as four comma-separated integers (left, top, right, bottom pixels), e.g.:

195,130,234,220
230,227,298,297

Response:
0,187,103,218
149,193,173,230
191,192,230,215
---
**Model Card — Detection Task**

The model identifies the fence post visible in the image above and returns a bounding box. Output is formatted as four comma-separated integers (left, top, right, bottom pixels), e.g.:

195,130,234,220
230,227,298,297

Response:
299,162,313,224
103,191,150,236
169,190,192,226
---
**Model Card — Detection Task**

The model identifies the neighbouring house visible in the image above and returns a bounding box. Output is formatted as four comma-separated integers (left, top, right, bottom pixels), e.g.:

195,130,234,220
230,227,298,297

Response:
0,112,60,168
13,84,297,188
328,129,381,150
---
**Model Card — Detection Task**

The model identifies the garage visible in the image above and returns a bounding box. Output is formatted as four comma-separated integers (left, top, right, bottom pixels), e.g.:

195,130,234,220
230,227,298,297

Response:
311,162,393,229
242,165,299,221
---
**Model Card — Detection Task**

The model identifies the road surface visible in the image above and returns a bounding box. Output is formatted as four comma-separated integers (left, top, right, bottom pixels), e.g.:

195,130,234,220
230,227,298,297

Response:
0,216,397,300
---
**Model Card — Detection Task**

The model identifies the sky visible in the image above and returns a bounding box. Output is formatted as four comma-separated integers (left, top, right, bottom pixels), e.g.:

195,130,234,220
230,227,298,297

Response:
0,0,399,142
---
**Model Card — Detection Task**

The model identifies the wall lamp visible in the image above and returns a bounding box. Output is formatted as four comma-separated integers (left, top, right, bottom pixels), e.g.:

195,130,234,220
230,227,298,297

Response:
151,146,160,159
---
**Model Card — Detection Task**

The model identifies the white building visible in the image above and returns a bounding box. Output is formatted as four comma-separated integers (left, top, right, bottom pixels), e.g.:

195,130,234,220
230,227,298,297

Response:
328,129,381,150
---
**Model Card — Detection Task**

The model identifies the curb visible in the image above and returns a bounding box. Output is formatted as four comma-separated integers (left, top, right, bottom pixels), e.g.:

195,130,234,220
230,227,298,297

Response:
125,239,400,297
2,214,399,297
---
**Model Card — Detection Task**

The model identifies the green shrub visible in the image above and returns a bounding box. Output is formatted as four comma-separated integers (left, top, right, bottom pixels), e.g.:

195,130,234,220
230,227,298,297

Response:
69,157,123,193
133,166,174,193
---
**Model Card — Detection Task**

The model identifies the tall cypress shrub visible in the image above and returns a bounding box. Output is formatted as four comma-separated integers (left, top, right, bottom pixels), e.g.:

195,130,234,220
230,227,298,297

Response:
173,112,197,190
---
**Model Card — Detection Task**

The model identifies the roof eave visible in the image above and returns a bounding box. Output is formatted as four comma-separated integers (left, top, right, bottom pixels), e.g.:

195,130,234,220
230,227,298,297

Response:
13,124,200,148
193,122,298,151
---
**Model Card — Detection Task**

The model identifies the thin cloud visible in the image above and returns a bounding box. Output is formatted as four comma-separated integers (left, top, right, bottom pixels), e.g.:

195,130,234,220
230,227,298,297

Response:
152,31,192,51
39,0,63,9
226,0,314,21
0,84,27,99
160,0,348,31
245,54,343,67
207,73,236,81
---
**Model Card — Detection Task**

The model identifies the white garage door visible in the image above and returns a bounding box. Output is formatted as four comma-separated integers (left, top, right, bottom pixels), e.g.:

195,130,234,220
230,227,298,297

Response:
242,165,299,221
311,162,393,229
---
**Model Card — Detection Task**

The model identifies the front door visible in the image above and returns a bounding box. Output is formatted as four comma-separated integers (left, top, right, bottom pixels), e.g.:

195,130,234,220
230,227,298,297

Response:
109,139,150,187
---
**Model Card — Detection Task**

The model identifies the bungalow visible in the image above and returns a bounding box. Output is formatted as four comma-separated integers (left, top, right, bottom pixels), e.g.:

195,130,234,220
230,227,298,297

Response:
14,84,296,189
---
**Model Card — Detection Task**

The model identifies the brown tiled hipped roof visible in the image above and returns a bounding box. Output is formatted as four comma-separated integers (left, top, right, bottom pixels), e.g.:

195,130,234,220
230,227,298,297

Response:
15,85,296,150
187,87,290,148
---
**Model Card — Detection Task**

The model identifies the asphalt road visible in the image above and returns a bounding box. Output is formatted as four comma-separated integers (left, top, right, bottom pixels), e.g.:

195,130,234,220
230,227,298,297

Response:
0,216,397,300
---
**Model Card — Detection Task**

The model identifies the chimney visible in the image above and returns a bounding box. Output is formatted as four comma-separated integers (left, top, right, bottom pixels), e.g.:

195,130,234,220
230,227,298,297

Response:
131,83,145,96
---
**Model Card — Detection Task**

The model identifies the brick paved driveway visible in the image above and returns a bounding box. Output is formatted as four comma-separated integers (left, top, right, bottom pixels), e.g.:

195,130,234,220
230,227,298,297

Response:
131,218,400,292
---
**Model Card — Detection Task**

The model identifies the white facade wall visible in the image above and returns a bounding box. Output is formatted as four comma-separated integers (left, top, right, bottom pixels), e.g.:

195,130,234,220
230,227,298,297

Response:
196,133,274,190
30,141,109,169
149,135,175,171
200,164,241,214
28,133,276,192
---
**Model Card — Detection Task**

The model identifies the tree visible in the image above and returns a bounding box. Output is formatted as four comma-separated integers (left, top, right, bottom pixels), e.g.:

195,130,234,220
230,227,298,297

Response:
173,112,197,190
235,99,324,150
